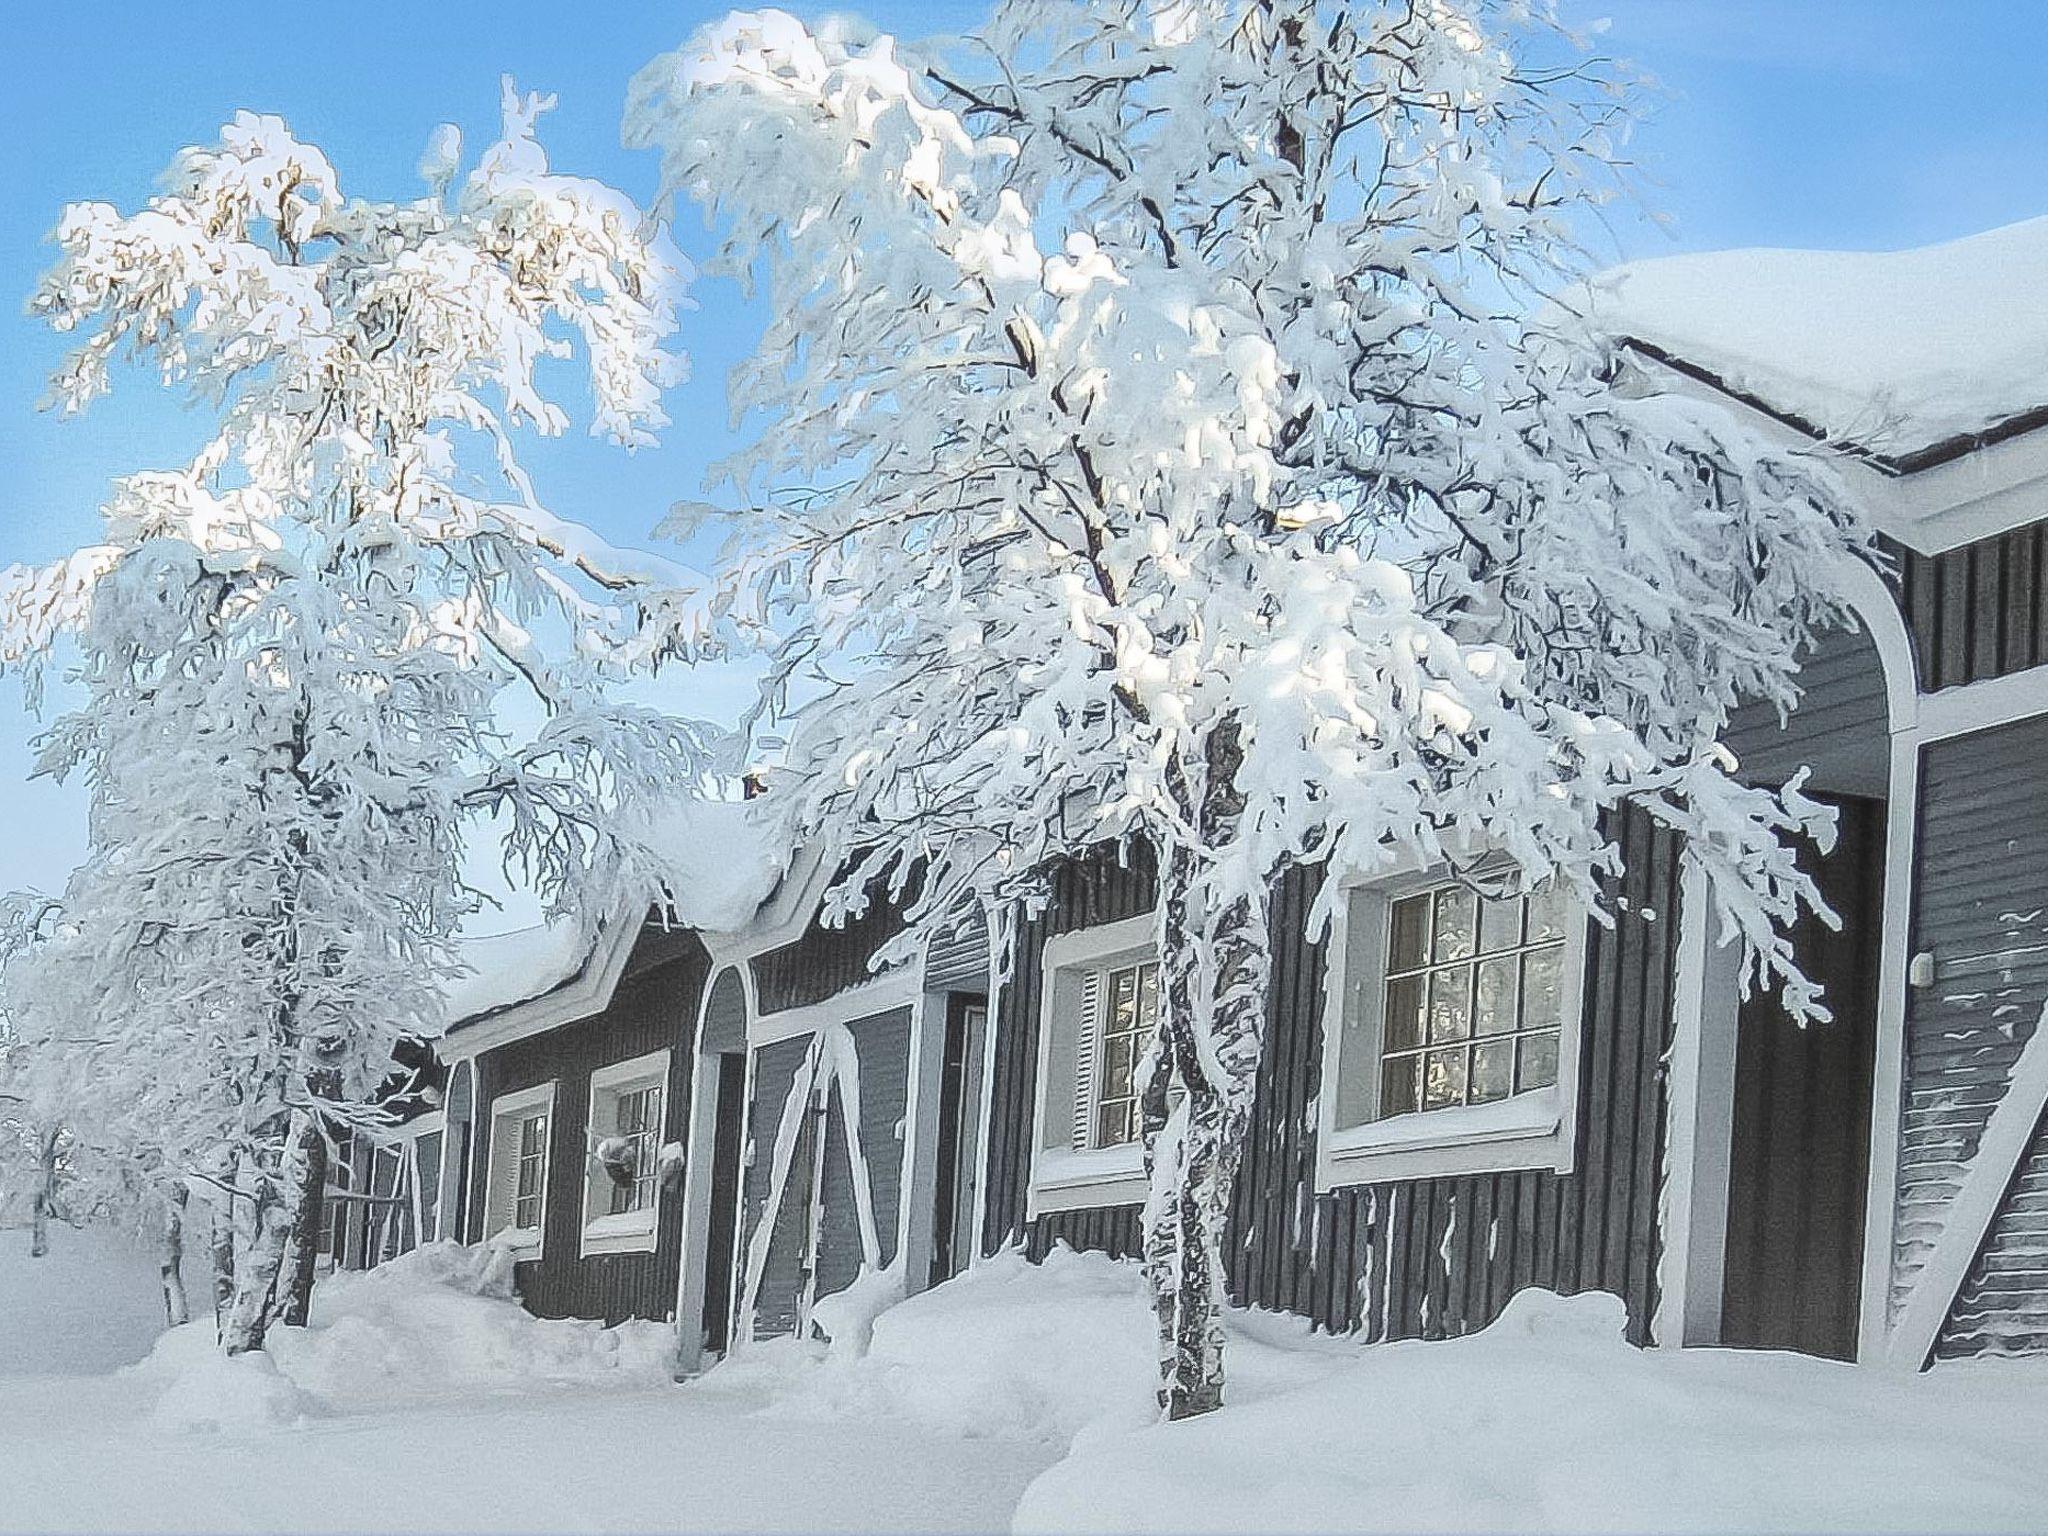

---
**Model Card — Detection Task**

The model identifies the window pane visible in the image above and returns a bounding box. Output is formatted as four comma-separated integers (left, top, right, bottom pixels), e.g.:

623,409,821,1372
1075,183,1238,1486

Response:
1422,1047,1468,1110
1389,895,1431,971
1137,962,1160,1025
1471,1039,1514,1104
1474,957,1519,1036
1478,896,1521,955
1102,1035,1134,1100
1522,947,1565,1028
1110,967,1139,1032
1432,887,1476,962
1379,1055,1420,1117
1096,1099,1137,1148
1526,885,1570,943
1383,974,1425,1053
1517,1031,1560,1092
1427,964,1472,1043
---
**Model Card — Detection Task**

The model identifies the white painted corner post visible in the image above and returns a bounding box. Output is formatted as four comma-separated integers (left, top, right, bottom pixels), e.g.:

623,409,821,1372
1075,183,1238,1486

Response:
1656,858,1742,1347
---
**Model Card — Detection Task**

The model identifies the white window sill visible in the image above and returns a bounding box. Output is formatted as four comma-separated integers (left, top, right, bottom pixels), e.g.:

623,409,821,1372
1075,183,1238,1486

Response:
579,1207,658,1257
1320,1089,1571,1188
1029,1143,1148,1215
486,1225,544,1259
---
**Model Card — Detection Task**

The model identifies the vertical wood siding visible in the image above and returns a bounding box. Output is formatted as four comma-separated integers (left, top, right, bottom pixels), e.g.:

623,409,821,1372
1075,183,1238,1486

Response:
739,1008,915,1338
1891,714,2048,1355
742,1034,816,1340
1893,527,2048,692
753,884,909,1014
982,810,1683,1344
467,924,709,1326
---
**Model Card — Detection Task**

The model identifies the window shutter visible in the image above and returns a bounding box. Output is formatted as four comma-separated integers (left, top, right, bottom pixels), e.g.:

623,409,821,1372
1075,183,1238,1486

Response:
487,1116,522,1235
1071,967,1104,1150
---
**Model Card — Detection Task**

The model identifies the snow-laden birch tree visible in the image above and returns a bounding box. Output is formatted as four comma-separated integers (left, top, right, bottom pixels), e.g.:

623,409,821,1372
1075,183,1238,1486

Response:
2,82,716,1352
627,2,1868,1415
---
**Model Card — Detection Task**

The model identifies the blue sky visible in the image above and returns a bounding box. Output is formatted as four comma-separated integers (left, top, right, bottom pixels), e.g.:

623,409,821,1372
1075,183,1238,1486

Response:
1,0,2044,895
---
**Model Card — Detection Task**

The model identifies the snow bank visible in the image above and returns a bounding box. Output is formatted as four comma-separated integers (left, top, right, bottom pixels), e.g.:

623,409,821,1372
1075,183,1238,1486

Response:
131,1241,673,1432
1586,216,2048,458
140,1326,315,1433
697,1246,1160,1443
1017,1286,2048,1535
0,1222,180,1376
636,794,788,932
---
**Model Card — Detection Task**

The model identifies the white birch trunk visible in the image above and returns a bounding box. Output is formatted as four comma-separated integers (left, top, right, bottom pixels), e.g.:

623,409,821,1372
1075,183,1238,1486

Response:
29,1125,60,1259
1141,724,1271,1419
161,1185,190,1329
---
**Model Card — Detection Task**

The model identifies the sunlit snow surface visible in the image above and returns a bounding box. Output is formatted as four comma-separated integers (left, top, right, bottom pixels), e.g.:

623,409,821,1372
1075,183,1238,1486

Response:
1588,217,2048,457
6,1231,2048,1532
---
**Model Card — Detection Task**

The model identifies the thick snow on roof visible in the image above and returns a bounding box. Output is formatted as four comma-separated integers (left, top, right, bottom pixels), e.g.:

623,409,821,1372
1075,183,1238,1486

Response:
438,798,790,1030
638,795,790,933
440,919,590,1027
1589,216,2048,460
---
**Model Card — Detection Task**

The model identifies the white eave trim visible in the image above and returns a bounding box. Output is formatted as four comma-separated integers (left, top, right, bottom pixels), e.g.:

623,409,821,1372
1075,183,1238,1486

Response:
1624,346,2048,557
438,905,640,1062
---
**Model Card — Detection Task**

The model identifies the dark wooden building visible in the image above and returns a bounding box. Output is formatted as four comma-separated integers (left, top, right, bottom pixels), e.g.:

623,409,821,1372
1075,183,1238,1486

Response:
409,222,2048,1377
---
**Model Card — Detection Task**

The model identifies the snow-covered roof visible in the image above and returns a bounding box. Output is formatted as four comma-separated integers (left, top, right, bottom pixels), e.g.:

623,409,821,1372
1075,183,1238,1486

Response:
1587,216,2048,466
635,795,791,933
440,796,794,1032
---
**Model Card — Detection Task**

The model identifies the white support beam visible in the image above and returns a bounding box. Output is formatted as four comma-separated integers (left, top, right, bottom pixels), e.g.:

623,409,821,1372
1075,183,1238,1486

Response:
1887,1005,2048,1369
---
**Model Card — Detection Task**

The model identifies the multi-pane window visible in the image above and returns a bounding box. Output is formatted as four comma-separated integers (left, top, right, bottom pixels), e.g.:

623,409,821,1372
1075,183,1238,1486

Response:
1093,960,1161,1149
1375,882,1571,1119
605,1083,664,1216
512,1110,549,1230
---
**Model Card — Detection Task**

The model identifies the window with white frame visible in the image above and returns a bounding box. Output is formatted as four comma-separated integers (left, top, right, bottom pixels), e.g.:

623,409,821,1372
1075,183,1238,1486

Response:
1322,870,1586,1185
484,1082,555,1252
581,1049,670,1255
1031,914,1161,1213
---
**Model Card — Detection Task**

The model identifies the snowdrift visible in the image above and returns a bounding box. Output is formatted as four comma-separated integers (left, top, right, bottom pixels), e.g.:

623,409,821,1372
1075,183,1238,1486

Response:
132,1241,673,1432
698,1246,1161,1444
1012,1281,2048,1535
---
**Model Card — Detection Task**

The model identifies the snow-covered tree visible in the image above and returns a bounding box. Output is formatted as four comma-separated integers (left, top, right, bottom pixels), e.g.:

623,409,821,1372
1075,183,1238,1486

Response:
627,3,1869,1415
3,81,716,1352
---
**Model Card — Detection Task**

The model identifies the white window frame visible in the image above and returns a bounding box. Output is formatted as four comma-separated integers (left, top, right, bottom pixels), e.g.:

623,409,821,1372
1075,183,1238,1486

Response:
1315,864,1588,1190
485,1081,556,1257
1027,913,1158,1217
580,1048,671,1258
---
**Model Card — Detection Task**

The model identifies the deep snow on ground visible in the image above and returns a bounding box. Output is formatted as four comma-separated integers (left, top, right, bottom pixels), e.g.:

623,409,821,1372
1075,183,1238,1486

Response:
7,1230,2048,1533
1017,1284,2048,1535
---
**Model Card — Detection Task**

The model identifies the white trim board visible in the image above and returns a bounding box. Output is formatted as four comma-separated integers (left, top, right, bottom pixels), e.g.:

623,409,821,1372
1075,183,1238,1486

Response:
1886,1005,2048,1370
749,970,924,1046
438,904,640,1061
1654,860,1743,1348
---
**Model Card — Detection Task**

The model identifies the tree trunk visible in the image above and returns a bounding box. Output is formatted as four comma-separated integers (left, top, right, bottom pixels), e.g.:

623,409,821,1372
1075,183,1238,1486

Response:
161,1185,191,1329
1141,722,1271,1420
273,1106,329,1329
29,1124,60,1259
210,1191,236,1333
221,1177,287,1355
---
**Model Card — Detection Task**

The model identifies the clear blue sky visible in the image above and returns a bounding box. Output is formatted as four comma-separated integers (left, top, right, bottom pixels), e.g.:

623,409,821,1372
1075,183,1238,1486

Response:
1,0,2044,895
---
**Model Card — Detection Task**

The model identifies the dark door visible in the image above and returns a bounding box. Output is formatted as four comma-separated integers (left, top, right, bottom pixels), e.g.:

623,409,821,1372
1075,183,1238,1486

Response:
700,1051,747,1355
1720,795,1884,1359
928,996,985,1287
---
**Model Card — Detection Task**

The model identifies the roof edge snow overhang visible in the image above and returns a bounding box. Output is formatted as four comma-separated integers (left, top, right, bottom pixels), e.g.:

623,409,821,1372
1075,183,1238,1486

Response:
1619,339,2048,557
436,842,837,1062
436,902,639,1063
